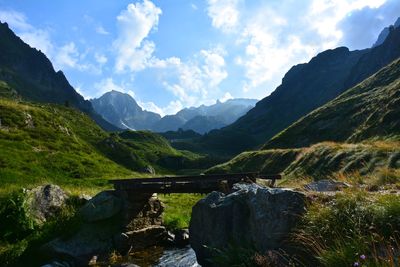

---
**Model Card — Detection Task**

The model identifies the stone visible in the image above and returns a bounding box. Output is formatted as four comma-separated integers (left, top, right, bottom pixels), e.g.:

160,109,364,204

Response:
142,165,156,175
126,225,168,249
26,184,68,224
189,183,306,266
173,229,190,247
41,190,166,265
80,191,122,222
304,179,350,192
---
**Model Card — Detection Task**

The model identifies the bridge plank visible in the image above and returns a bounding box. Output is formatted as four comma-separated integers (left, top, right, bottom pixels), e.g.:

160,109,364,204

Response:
110,173,281,193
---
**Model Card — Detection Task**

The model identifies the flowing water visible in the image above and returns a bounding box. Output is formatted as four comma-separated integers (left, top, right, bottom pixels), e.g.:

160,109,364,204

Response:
153,246,199,267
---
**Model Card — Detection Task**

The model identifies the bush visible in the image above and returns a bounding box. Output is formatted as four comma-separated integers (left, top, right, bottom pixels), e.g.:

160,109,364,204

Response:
0,190,37,242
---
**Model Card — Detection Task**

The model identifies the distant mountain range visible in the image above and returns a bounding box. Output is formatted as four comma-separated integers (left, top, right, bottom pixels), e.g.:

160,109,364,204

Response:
182,17,400,156
90,92,257,134
0,21,119,131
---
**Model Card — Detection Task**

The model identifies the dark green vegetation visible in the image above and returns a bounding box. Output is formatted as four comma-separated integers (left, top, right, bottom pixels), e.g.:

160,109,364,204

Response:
0,21,117,131
0,190,82,266
180,25,400,156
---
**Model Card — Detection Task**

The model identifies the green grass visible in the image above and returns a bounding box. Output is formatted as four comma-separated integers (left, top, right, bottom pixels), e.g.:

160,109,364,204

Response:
207,141,400,186
294,190,400,267
159,194,203,230
0,87,213,196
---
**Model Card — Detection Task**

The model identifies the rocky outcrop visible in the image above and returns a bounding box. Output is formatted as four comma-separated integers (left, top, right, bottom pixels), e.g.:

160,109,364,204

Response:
189,183,306,266
304,179,350,192
41,190,166,266
26,184,69,224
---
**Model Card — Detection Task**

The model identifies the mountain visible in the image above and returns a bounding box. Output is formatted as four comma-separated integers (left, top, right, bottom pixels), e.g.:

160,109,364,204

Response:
208,58,400,179
90,90,161,130
264,57,400,149
152,98,258,133
0,21,119,131
373,17,400,47
192,25,400,156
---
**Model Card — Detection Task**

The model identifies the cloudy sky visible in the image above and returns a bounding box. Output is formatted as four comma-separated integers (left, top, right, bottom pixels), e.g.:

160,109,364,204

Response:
0,0,399,115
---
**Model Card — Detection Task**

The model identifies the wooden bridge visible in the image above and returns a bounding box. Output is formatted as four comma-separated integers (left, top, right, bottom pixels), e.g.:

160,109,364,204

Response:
110,172,281,194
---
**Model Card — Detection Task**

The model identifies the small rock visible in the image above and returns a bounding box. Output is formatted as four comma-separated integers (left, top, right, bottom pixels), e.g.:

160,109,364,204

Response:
26,184,68,224
304,179,350,192
142,165,156,175
80,191,122,222
126,226,168,249
173,229,190,247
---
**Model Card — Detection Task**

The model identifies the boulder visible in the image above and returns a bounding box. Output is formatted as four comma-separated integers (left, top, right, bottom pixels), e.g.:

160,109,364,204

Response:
80,191,122,222
26,184,68,224
304,179,350,192
173,229,190,247
189,183,306,266
41,190,166,265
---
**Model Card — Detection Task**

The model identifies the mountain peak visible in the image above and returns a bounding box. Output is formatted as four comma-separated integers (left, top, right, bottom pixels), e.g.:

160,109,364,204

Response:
372,16,400,47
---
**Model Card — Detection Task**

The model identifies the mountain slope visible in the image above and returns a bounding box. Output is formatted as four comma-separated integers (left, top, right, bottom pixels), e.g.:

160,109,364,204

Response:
264,57,400,149
0,83,205,194
91,90,161,130
208,57,400,180
0,21,118,131
195,25,400,156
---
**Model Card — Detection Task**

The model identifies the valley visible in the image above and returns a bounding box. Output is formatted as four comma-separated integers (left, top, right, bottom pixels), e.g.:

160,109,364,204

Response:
0,7,399,267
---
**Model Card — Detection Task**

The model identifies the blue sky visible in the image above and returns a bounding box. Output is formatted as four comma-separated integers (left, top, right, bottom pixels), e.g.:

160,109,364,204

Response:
0,0,399,115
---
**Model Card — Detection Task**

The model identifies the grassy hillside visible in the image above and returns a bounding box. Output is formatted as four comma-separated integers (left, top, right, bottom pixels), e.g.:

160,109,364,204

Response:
207,142,400,186
264,58,400,149
209,59,400,183
0,83,207,195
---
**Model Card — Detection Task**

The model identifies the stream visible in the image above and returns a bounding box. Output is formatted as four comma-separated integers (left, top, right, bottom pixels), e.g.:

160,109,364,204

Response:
153,246,199,267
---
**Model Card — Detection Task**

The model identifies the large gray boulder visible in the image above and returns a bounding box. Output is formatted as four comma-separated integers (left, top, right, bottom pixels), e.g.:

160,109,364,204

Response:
189,183,306,266
26,184,68,224
79,190,122,222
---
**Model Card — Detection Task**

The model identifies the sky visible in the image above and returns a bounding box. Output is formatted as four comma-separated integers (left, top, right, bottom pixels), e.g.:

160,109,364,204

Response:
0,0,399,116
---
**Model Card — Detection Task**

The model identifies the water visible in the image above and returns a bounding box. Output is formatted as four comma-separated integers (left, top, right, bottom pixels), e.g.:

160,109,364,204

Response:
153,246,200,267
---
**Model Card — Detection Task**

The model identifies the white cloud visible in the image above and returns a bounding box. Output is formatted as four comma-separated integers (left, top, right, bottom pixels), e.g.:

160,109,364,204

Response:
0,10,31,31
95,53,108,65
191,3,198,10
138,100,183,116
161,48,228,107
207,0,239,32
220,92,233,102
113,0,162,72
95,25,109,35
54,42,80,69
205,0,394,98
94,78,127,97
